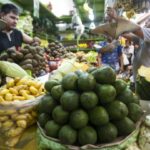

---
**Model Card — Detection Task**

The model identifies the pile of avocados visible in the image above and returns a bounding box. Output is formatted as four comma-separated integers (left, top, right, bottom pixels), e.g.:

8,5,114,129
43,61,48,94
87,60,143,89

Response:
38,66,143,146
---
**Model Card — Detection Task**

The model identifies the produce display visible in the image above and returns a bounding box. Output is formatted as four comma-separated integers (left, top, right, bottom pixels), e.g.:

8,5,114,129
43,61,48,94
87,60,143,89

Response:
0,77,45,147
136,65,150,100
0,45,47,77
46,41,68,60
38,66,142,146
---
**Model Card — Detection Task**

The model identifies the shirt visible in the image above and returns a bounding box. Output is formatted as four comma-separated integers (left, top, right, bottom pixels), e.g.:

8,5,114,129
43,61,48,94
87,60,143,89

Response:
99,41,122,64
133,27,150,81
0,29,23,52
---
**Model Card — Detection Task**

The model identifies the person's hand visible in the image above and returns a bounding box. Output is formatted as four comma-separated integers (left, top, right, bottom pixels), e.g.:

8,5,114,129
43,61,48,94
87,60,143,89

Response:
32,37,41,46
106,7,118,20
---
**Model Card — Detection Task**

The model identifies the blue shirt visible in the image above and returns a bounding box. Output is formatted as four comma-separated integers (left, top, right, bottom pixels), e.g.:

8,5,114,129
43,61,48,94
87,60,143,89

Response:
99,41,122,64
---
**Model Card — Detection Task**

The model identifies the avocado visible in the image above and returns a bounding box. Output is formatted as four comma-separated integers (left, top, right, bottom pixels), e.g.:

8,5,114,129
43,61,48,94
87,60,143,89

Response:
62,72,78,90
97,123,118,143
51,85,64,101
52,106,69,125
78,126,97,145
77,73,96,91
59,125,77,145
96,84,116,104
45,120,61,138
106,100,128,120
80,91,98,109
60,90,79,112
89,106,109,126
69,109,88,129
92,66,116,84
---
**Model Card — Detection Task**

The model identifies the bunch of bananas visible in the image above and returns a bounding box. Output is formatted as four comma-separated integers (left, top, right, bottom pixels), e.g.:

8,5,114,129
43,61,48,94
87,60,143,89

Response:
0,77,45,102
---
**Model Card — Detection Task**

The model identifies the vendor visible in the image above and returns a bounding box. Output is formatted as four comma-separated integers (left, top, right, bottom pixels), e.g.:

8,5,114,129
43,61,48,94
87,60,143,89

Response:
0,3,40,52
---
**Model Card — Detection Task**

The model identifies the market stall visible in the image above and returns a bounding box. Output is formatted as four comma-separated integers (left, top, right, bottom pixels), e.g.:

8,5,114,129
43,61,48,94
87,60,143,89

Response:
0,0,150,150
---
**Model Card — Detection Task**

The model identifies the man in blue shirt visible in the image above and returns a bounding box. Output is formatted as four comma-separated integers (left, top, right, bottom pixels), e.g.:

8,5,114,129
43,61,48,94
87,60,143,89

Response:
98,37,124,73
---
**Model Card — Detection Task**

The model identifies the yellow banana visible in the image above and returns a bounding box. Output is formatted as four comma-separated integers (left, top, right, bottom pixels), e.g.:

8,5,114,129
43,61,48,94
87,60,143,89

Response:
5,109,17,115
0,89,9,95
16,120,27,128
16,78,28,86
0,96,5,102
0,115,9,122
19,107,32,114
5,134,22,147
7,127,24,137
13,95,26,101
29,86,38,95
6,79,15,88
2,120,14,130
5,93,13,101
9,88,18,95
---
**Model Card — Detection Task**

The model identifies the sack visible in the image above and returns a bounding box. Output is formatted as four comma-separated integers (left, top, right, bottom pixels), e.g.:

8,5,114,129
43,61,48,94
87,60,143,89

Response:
36,121,141,150
0,95,44,147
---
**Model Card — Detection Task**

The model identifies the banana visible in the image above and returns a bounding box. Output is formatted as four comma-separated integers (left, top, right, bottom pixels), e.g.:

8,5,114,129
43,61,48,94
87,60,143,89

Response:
14,85,28,91
6,127,24,137
0,115,9,122
9,88,18,95
5,93,13,101
12,114,28,121
5,109,17,115
19,89,30,95
25,95,35,100
19,107,32,114
2,120,14,130
0,89,9,95
16,78,28,86
13,95,25,101
6,79,15,88
0,110,6,115
16,120,27,128
29,86,38,95
11,113,18,120
0,96,5,102
5,135,22,147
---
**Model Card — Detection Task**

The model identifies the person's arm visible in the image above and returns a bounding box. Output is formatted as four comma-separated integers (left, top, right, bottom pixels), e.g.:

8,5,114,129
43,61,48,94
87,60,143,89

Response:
22,32,41,45
106,7,144,39
100,40,119,53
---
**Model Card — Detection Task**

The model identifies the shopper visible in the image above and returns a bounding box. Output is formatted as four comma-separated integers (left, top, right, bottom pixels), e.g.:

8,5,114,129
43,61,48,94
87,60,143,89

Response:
0,3,40,52
122,40,134,65
97,36,124,73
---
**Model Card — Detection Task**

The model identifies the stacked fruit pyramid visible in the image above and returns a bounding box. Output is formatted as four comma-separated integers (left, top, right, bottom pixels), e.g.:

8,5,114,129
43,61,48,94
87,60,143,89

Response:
38,66,143,146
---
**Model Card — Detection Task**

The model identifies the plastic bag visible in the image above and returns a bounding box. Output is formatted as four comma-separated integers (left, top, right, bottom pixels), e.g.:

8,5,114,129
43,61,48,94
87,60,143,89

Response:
0,95,44,147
